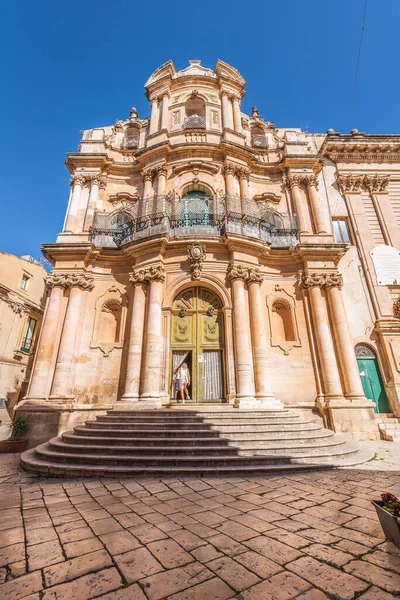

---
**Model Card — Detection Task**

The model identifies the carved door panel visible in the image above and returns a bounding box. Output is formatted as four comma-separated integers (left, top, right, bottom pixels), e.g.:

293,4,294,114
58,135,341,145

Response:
171,287,224,402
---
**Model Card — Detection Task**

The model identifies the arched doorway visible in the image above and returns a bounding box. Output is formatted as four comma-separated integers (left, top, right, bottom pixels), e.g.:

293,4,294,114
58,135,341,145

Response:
170,287,225,402
355,343,390,413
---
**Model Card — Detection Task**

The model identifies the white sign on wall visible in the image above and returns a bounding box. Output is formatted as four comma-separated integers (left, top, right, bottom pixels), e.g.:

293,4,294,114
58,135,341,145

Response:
370,245,400,286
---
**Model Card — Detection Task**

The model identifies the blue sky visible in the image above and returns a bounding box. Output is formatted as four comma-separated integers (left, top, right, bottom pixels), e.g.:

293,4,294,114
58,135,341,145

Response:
1,0,399,263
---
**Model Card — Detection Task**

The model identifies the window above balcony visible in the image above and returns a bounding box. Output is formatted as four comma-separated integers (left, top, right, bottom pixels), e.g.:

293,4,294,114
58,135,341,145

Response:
183,94,206,129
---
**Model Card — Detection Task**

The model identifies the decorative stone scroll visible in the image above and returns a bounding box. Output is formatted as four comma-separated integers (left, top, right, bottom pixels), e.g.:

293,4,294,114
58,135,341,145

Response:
284,174,318,190
227,263,263,284
337,173,390,194
46,273,95,290
187,243,206,280
129,265,166,285
297,271,343,289
91,174,107,189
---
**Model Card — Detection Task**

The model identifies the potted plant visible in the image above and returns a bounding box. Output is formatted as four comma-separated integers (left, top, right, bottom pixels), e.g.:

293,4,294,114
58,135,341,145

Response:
372,493,400,548
0,414,29,453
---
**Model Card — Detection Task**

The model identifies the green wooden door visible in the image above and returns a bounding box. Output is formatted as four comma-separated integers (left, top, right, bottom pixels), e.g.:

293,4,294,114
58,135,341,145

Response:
357,357,390,413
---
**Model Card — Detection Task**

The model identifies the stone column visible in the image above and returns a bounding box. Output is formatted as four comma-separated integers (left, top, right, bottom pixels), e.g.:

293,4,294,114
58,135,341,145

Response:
221,92,234,130
149,97,160,135
327,282,365,399
50,274,95,398
228,263,256,407
28,278,66,399
298,272,343,400
139,265,166,408
120,277,147,403
239,168,250,216
247,268,282,408
232,95,242,133
84,175,107,231
304,174,328,234
160,93,169,130
286,175,311,235
142,168,154,217
156,165,167,214
64,175,85,233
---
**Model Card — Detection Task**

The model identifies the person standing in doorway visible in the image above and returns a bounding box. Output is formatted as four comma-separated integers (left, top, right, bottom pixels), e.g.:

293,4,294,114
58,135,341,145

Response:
177,362,191,403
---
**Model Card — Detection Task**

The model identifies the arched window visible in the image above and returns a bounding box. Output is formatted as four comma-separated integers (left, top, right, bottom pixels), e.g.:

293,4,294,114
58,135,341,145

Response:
251,126,268,148
355,343,376,357
177,191,212,227
272,299,295,342
184,95,206,129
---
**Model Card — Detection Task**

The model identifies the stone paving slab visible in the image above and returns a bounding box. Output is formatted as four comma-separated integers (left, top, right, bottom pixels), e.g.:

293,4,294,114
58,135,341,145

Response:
0,443,399,599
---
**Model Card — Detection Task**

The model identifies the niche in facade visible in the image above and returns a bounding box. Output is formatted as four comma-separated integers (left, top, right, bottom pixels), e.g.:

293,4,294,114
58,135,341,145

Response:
266,285,301,354
184,94,206,129
91,286,127,356
251,126,268,148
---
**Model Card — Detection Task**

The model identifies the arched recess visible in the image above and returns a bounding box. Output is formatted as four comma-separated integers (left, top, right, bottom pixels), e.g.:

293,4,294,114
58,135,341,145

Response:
184,93,206,129
355,342,390,413
251,125,268,148
91,286,127,356
266,286,301,355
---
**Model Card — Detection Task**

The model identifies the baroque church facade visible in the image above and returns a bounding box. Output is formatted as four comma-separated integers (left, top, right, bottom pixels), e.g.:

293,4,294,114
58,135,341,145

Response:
19,60,400,446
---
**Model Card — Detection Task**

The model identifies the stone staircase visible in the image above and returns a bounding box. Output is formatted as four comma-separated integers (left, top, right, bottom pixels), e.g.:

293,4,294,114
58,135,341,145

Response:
376,414,400,441
21,408,374,477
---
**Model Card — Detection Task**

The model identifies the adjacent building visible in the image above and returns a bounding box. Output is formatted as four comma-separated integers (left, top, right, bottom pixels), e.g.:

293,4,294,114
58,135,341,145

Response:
17,60,400,446
0,253,47,437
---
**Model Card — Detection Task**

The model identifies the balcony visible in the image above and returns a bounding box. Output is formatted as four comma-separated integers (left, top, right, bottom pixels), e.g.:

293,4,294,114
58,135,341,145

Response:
183,115,206,130
252,135,268,148
121,136,139,150
90,195,299,250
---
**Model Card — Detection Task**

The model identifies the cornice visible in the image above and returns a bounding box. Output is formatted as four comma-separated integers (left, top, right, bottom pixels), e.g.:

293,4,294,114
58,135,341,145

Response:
320,135,400,163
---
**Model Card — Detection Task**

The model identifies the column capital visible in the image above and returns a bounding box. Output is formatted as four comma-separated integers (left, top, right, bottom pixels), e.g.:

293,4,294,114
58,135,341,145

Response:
297,270,343,290
70,174,86,187
237,166,251,181
130,264,165,284
337,173,390,194
155,163,167,177
91,174,107,189
301,173,319,190
222,163,236,177
246,267,263,284
46,272,95,290
227,263,249,282
142,167,155,182
284,174,303,189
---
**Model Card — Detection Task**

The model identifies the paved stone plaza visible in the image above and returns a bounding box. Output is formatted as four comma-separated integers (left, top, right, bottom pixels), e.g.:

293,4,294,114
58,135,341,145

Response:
0,443,399,600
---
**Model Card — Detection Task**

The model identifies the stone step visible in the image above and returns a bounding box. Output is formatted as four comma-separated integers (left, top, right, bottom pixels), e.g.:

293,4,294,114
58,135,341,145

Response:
109,409,290,417
86,420,313,432
64,428,335,446
34,441,360,467
53,435,347,456
21,406,372,477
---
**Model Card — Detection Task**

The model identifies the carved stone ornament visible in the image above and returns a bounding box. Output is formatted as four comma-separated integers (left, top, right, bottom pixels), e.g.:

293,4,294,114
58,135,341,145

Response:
46,273,95,290
8,301,26,315
227,263,263,284
337,173,390,194
284,174,318,190
91,174,107,189
70,174,86,187
394,297,400,319
297,271,343,290
129,265,166,285
187,243,206,281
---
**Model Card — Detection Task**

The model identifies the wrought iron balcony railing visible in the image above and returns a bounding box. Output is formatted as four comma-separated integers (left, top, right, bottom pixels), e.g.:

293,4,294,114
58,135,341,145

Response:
121,136,139,150
252,135,268,148
183,115,206,130
90,194,299,249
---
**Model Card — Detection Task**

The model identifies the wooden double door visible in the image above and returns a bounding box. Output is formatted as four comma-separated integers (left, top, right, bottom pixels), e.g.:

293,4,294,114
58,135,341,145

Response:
170,287,225,402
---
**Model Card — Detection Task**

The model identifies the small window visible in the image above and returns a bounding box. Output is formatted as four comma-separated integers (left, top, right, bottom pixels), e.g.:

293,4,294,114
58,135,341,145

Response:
333,219,351,244
20,274,30,291
20,317,37,353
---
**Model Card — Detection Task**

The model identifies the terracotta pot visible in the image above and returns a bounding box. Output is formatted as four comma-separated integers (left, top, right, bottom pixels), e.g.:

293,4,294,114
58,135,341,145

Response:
372,501,400,548
0,439,29,453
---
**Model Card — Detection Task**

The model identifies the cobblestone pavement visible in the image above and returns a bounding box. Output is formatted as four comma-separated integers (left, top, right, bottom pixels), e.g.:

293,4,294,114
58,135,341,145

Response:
0,443,399,600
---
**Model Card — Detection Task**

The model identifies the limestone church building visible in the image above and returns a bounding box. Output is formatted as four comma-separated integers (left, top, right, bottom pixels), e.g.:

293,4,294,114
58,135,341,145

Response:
19,59,400,452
